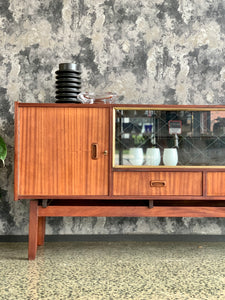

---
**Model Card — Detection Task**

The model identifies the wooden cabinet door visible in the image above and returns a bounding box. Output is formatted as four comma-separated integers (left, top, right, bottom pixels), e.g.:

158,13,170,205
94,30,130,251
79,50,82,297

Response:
15,105,109,198
206,172,225,196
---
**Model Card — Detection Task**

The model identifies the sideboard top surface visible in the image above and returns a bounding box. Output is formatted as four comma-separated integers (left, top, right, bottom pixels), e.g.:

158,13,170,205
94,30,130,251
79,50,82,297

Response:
15,102,225,110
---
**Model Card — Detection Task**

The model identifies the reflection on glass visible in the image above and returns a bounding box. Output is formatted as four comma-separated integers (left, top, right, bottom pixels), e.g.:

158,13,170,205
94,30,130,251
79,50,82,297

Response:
114,109,225,166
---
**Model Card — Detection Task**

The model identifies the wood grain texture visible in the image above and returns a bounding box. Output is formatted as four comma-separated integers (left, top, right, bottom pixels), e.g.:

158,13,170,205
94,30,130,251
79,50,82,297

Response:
37,217,46,246
202,171,207,197
109,107,114,196
113,172,203,196
38,205,225,217
16,102,225,109
17,106,109,197
14,102,19,201
28,201,38,260
207,172,225,196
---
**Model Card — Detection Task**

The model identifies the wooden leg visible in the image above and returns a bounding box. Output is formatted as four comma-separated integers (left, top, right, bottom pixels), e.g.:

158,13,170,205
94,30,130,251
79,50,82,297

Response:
38,217,46,246
28,200,38,260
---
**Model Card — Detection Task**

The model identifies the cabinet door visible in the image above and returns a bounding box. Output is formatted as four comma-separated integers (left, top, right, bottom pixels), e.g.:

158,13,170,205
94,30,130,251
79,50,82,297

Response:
16,106,109,197
207,172,225,196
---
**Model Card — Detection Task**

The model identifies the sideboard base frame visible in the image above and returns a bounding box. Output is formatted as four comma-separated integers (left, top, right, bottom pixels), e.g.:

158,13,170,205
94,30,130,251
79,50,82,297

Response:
29,200,225,260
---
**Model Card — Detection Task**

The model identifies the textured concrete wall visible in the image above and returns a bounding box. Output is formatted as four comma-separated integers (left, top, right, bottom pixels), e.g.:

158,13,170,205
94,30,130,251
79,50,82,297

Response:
1,0,225,235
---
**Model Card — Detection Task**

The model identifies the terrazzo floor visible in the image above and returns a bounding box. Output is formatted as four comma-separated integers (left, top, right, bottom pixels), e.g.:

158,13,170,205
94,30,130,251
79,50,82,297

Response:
0,241,225,299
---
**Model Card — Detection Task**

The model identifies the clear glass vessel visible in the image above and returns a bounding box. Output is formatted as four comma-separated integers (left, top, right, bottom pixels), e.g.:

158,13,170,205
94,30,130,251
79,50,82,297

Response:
77,92,118,104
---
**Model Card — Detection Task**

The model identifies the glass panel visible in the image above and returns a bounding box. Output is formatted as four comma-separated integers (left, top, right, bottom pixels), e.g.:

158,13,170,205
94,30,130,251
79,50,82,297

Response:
114,109,225,166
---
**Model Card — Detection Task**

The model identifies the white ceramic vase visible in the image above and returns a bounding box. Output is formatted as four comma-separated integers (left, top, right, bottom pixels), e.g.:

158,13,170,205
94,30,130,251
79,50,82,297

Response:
146,148,161,166
129,148,144,166
163,148,178,166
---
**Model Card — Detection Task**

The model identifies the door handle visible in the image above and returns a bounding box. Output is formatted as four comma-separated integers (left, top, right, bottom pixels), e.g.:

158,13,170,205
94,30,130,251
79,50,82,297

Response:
91,143,99,159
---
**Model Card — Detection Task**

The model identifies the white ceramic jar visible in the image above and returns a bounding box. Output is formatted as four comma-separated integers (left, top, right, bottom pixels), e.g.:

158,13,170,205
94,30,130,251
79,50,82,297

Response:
129,148,144,166
146,148,161,166
163,148,178,166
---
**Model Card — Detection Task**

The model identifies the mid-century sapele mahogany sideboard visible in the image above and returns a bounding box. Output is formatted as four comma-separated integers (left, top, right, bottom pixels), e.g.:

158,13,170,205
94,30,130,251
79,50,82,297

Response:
14,102,225,259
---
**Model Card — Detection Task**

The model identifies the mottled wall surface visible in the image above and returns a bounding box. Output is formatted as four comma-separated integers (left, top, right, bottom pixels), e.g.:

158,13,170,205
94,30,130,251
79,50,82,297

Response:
1,0,225,235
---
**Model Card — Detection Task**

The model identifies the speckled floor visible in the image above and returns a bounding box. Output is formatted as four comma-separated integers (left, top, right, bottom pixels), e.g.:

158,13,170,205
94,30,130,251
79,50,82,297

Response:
1,241,225,299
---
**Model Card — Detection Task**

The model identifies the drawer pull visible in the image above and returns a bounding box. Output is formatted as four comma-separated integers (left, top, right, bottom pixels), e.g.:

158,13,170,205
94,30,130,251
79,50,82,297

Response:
150,180,166,187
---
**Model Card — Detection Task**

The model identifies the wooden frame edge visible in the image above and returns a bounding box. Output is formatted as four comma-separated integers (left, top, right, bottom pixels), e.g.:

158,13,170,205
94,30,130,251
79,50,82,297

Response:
14,101,19,201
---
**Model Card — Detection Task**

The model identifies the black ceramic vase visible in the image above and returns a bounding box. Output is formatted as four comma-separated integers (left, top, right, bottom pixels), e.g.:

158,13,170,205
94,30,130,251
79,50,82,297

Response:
55,63,82,103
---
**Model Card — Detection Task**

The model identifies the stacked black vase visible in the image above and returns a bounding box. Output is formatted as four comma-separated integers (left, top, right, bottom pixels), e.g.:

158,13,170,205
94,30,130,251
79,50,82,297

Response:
55,63,82,103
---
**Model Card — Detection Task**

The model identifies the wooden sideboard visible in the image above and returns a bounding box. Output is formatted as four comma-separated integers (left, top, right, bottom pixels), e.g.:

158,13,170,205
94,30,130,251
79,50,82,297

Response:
14,102,225,259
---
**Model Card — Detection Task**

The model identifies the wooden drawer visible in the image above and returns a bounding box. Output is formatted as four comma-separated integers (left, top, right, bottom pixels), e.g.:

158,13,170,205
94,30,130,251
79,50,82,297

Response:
113,172,203,196
207,172,225,196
